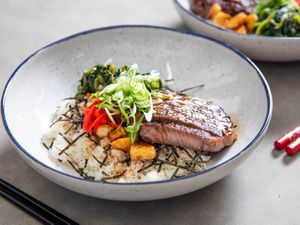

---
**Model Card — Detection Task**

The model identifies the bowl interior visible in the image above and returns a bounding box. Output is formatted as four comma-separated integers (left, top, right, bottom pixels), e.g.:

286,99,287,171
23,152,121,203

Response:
2,26,270,181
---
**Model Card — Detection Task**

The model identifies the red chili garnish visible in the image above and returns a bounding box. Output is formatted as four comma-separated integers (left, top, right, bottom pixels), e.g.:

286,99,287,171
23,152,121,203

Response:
286,138,300,156
274,126,300,150
295,0,300,6
82,93,121,134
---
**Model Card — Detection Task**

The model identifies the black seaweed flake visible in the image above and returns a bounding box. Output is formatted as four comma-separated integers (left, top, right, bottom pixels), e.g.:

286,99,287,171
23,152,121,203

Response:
59,132,71,144
49,140,54,149
62,97,77,101
67,160,84,177
84,159,88,168
100,146,111,167
170,168,180,179
67,160,94,180
179,84,205,93
64,124,75,135
101,170,127,181
41,142,49,150
156,159,195,173
50,118,69,128
51,100,84,133
92,154,105,167
58,132,87,155
182,148,194,159
104,144,112,152
102,171,108,176
87,133,98,145
101,154,108,167
157,162,163,172
164,78,175,82
171,146,179,158
138,161,155,173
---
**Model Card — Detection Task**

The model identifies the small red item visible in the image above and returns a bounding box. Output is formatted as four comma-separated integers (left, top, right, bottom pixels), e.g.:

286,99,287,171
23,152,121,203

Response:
295,0,300,6
286,138,300,156
82,94,121,135
274,126,300,150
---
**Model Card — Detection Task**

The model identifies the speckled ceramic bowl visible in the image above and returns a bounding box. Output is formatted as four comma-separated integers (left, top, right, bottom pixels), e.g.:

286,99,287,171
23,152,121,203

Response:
2,25,272,201
174,0,300,62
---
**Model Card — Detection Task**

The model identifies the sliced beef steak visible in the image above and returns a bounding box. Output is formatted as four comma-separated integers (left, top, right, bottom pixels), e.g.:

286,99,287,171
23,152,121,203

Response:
139,94,237,152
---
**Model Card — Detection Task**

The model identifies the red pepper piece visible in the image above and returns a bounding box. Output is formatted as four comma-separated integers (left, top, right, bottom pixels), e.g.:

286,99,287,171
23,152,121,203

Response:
90,116,106,134
274,126,300,150
83,106,97,132
286,138,300,156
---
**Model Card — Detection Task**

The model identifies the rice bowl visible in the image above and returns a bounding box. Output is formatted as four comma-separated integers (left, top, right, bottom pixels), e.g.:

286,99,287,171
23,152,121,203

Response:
1,25,272,200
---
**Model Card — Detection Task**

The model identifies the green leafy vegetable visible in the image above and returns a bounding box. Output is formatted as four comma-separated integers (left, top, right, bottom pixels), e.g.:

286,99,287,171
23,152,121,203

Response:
254,0,300,36
76,64,131,100
90,64,162,144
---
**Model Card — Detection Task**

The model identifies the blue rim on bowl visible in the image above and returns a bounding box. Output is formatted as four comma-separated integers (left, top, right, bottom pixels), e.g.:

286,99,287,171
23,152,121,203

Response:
1,25,273,185
174,0,300,40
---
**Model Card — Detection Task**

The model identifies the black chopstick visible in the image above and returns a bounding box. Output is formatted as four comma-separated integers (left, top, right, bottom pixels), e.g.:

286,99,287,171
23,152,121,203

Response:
0,179,79,225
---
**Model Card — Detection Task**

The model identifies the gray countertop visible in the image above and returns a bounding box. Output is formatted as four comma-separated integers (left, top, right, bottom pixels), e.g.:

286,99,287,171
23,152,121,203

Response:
1,1,300,224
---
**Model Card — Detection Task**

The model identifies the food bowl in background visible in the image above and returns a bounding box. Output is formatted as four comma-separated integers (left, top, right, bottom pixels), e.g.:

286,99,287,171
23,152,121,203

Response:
174,0,300,62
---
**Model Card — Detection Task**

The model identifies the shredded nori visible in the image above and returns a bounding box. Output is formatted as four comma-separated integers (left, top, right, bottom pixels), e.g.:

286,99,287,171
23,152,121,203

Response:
101,170,127,181
179,84,205,93
58,132,87,155
170,168,180,179
41,142,49,150
138,162,155,173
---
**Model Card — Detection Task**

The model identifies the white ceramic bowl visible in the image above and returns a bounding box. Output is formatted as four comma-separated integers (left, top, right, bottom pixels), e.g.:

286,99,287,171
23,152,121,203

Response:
2,25,272,201
174,0,300,62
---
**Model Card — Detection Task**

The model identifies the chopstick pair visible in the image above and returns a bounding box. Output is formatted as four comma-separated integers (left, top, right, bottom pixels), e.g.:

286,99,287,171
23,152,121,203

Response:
274,126,300,156
0,179,79,225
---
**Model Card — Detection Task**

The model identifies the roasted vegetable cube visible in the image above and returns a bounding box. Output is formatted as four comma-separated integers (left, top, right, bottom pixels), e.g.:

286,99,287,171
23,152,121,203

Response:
234,24,247,34
108,127,128,142
213,12,232,28
226,12,247,29
130,142,156,161
207,3,222,19
111,137,131,151
245,13,258,32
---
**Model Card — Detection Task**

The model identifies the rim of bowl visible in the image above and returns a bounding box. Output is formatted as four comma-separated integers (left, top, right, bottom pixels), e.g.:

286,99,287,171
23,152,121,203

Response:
1,25,273,186
174,0,300,40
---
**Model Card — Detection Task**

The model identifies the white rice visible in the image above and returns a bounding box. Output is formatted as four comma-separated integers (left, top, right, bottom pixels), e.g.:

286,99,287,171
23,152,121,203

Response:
41,99,211,182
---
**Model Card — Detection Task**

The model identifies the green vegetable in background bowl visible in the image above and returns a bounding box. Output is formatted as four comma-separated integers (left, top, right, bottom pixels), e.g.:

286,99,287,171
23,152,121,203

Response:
254,0,300,36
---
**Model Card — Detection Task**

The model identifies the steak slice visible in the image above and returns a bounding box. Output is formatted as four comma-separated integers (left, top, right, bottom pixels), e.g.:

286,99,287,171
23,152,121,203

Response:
139,94,237,152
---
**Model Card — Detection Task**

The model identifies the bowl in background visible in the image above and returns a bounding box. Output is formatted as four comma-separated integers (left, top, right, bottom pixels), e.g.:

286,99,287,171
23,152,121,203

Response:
174,0,300,62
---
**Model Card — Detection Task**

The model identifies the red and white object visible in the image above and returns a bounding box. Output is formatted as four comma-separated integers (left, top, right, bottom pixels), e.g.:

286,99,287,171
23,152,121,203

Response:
274,126,300,150
286,138,300,156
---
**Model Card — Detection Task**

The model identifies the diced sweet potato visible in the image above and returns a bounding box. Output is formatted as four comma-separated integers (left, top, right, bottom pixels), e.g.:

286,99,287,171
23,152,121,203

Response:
111,137,131,151
213,12,232,28
108,127,127,142
226,12,247,29
130,142,156,161
207,3,222,19
234,25,247,34
95,124,113,138
245,13,258,32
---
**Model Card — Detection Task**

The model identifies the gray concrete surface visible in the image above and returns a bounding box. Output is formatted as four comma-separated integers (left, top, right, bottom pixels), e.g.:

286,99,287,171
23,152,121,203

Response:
1,0,300,224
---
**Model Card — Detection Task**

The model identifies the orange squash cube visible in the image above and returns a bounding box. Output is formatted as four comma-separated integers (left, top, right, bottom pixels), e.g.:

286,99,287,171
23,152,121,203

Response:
130,142,156,161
